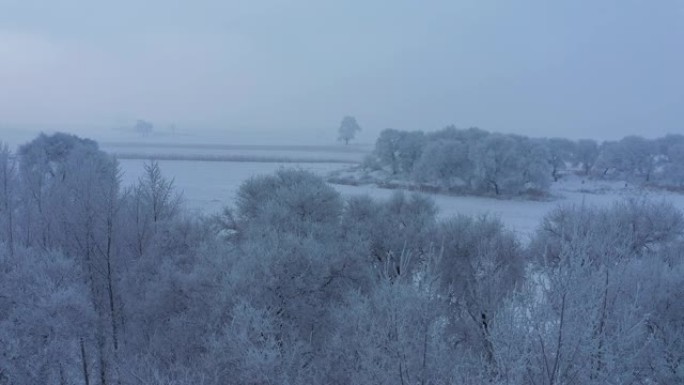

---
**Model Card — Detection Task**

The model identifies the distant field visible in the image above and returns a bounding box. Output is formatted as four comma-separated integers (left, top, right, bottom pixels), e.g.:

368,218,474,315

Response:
103,142,371,163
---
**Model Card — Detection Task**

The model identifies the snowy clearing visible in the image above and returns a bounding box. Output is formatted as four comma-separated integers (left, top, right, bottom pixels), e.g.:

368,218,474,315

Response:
117,159,352,215
105,143,371,163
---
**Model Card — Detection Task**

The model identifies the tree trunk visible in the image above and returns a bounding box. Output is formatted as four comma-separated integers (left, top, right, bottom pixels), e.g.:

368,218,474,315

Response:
6,199,13,257
81,338,90,385
480,312,499,381
591,270,609,381
1,156,14,257
98,332,108,385
106,256,118,351
490,181,500,195
105,212,119,351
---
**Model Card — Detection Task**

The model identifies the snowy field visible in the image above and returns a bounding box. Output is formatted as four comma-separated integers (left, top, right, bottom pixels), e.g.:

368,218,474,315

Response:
118,159,352,214
118,158,684,243
103,142,370,163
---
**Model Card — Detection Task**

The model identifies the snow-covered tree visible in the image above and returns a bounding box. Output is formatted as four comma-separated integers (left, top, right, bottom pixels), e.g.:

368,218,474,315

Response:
594,136,657,181
340,192,437,281
575,138,599,175
543,137,575,181
516,201,684,384
374,128,403,174
337,115,361,145
412,139,473,190
659,134,684,186
435,215,524,380
518,137,553,191
235,168,343,238
0,246,95,385
529,199,684,266
0,143,17,256
374,129,426,175
470,134,526,195
134,119,153,136
325,274,457,384
16,133,124,384
7,132,684,385
121,161,182,258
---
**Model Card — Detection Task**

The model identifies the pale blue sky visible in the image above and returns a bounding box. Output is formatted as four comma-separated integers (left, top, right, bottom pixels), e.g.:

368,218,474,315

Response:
1,0,682,143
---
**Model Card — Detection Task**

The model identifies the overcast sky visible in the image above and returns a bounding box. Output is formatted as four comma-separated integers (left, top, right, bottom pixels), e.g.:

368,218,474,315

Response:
1,0,683,144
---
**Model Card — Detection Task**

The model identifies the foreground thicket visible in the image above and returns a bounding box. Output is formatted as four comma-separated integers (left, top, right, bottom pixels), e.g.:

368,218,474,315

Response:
0,133,682,384
367,126,684,196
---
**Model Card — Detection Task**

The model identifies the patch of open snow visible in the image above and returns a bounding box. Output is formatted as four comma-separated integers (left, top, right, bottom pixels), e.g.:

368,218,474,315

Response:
118,159,349,216
104,143,370,163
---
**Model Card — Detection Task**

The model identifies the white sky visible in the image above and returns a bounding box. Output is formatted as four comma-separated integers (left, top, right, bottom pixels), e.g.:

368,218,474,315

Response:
1,0,683,144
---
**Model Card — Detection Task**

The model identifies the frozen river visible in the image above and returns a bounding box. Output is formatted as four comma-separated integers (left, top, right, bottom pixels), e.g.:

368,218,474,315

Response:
118,159,684,242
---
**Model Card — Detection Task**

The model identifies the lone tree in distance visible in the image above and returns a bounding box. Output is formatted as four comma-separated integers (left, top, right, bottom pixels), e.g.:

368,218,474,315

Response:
135,119,154,137
338,116,361,145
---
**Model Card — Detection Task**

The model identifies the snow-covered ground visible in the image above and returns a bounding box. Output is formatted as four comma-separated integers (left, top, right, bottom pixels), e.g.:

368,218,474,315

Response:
118,159,353,215
104,143,370,163
118,158,684,243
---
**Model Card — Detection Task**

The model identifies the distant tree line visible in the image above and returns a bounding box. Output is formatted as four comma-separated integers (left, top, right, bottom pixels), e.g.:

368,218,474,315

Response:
0,133,682,384
367,126,684,195
593,134,684,186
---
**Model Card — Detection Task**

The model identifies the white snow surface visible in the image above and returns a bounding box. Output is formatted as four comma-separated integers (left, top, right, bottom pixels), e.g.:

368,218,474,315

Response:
118,159,684,242
104,143,370,163
118,159,349,215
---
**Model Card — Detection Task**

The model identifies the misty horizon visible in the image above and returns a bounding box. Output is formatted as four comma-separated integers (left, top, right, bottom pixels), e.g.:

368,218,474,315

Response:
2,0,682,145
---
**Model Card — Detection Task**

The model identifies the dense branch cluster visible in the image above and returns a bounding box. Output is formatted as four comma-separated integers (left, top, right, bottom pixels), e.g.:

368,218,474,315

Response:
369,126,684,196
0,133,682,384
